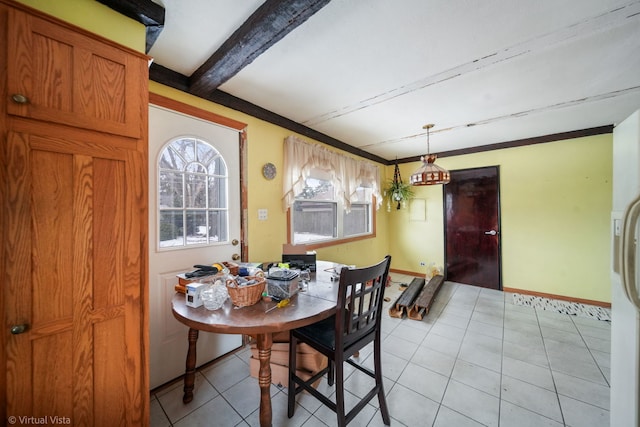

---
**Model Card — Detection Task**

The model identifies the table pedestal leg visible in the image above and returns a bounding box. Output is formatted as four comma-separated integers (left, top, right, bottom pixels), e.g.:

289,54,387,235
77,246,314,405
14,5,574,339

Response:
183,327,199,404
256,333,273,427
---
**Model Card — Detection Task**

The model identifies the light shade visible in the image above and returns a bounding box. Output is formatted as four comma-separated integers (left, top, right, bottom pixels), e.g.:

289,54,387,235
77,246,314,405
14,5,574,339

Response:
410,154,451,185
410,123,450,186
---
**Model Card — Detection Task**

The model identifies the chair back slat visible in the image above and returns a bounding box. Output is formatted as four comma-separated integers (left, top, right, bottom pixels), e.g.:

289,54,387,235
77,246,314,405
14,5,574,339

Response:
335,256,391,348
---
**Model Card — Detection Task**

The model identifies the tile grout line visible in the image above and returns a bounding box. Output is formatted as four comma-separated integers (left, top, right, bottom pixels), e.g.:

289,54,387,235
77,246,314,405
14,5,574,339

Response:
429,283,482,427
427,282,460,427
570,315,612,389
501,293,569,427
425,283,460,427
535,307,567,427
497,291,506,426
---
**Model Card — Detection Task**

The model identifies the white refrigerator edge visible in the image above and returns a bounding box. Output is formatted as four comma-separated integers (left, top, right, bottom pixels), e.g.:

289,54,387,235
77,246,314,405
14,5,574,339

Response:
611,109,640,427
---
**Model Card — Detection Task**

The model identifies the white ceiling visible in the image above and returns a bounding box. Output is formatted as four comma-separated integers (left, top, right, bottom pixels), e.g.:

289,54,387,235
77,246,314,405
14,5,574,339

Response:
148,0,640,162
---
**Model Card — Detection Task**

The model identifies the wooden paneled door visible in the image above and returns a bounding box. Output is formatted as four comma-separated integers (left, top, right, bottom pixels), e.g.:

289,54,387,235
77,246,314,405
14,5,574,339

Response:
2,2,148,424
6,7,145,139
444,167,502,289
4,131,146,425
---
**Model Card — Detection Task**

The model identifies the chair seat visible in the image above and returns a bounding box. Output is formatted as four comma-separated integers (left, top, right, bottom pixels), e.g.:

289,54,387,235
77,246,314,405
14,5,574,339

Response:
292,315,336,354
294,313,376,358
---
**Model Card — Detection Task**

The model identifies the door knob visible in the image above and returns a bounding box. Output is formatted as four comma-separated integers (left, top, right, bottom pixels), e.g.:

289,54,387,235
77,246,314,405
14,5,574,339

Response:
10,324,28,335
11,94,29,104
231,239,239,246
232,254,240,261
484,230,498,236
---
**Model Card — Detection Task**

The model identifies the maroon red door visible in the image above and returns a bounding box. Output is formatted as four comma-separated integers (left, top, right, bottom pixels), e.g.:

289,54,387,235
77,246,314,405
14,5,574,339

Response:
444,167,501,289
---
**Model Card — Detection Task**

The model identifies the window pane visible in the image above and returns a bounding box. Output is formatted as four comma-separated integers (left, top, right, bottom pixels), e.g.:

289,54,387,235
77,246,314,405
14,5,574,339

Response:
158,137,230,250
172,138,196,163
208,210,228,243
344,203,370,237
194,141,227,176
159,210,183,247
185,173,207,208
160,147,185,170
295,177,334,201
186,163,207,174
208,176,227,209
207,156,226,176
196,140,219,164
159,171,183,208
293,201,336,244
185,210,208,246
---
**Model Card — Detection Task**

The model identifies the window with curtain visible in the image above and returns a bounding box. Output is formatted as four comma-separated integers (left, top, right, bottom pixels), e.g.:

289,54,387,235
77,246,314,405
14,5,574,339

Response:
158,137,228,249
282,136,381,245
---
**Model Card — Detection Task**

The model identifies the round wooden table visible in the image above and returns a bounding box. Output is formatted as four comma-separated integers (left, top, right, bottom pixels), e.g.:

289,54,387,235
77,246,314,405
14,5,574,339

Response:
171,261,342,427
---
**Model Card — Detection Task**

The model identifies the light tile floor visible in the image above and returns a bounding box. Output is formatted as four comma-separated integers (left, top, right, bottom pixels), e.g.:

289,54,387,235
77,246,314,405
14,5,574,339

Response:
151,274,611,427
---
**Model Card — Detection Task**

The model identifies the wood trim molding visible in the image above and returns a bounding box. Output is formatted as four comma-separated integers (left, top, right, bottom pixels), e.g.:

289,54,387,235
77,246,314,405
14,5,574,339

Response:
395,125,614,164
385,273,612,309
149,92,247,130
389,268,424,277
240,128,249,262
298,233,378,251
503,287,611,308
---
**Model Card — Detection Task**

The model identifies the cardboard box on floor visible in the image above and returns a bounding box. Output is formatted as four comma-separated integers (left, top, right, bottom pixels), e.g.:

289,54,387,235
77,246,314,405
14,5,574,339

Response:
248,357,326,388
249,342,326,370
248,331,327,387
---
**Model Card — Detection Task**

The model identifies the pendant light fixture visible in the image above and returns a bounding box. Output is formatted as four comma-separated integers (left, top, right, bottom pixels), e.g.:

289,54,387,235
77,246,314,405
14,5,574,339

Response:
410,124,450,186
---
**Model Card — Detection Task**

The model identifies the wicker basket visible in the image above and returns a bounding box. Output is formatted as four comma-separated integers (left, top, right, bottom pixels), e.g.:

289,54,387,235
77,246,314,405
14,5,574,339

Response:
226,276,266,307
222,261,239,276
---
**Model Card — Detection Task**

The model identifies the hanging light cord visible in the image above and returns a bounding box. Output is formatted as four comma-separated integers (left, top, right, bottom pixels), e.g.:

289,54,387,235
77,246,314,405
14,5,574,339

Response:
424,123,434,157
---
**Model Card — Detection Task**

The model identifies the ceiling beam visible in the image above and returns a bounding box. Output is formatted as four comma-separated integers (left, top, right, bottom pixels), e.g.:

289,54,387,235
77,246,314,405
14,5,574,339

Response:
96,0,165,53
189,0,331,97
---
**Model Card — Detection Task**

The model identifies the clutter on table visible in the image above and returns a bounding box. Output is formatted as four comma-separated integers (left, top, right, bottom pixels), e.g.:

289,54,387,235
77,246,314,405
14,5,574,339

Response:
178,261,268,309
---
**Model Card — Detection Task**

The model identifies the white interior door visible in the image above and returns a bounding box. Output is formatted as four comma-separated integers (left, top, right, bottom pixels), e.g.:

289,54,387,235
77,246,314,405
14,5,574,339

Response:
148,105,243,389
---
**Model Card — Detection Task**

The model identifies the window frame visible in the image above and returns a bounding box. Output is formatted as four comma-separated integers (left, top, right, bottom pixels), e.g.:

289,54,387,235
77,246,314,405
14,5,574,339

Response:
287,196,377,249
157,137,230,251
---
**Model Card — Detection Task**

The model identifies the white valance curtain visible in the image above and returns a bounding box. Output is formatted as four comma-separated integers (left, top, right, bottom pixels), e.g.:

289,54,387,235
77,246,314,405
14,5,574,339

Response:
282,135,383,212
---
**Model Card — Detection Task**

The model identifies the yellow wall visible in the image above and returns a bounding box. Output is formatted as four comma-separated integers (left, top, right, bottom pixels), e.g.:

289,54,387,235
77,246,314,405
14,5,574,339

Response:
15,0,145,52
23,1,612,301
149,83,391,268
389,134,613,303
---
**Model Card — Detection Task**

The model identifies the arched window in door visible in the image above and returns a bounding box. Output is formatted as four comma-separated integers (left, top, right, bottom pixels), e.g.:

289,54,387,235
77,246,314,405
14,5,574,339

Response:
158,137,228,249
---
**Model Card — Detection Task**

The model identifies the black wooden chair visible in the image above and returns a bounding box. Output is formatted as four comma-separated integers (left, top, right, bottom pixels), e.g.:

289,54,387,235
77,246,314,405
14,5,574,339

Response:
287,256,392,426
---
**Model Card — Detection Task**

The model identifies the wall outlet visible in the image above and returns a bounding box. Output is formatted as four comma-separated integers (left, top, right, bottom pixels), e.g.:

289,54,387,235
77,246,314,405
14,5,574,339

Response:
420,261,425,266
258,209,268,220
